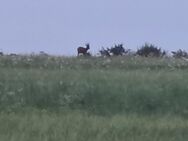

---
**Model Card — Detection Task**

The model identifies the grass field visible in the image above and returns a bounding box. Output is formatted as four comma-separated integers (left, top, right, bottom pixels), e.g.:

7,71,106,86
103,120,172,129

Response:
0,55,188,141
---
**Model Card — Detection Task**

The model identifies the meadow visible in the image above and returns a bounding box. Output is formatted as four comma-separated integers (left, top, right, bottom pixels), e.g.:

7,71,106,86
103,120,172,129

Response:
0,54,188,141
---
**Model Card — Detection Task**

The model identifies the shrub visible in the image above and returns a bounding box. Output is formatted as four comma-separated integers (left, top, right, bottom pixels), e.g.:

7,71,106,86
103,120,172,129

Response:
99,47,111,57
109,44,126,56
172,49,188,58
136,43,166,57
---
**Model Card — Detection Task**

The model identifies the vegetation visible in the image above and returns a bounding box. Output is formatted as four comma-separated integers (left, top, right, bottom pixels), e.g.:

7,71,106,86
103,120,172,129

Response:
1,111,188,141
109,44,126,56
99,47,111,57
98,43,170,57
172,49,188,58
136,43,166,57
99,44,131,56
0,54,188,140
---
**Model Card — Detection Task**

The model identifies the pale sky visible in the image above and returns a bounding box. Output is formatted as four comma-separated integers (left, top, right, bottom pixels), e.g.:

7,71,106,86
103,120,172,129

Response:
0,0,188,56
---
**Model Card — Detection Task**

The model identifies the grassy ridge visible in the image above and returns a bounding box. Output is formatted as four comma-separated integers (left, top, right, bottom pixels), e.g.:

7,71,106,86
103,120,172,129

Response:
0,55,188,70
0,55,188,116
0,55,188,141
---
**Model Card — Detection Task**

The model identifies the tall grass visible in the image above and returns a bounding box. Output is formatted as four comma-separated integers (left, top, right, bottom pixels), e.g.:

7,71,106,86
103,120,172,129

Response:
0,111,188,141
0,55,188,140
0,55,188,70
0,55,188,116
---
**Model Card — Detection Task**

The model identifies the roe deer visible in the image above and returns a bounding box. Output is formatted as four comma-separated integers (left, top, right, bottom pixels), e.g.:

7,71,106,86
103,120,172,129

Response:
77,44,90,56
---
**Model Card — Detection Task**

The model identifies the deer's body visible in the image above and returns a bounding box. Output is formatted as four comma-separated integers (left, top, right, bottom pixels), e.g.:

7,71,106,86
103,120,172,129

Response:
77,44,90,56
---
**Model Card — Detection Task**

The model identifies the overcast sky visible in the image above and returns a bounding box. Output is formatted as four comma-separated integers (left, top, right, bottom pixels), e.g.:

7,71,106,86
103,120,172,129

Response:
0,0,188,55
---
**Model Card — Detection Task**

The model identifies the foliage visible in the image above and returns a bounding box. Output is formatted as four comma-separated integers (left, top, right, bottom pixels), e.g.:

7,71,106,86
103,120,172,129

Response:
109,44,126,56
136,43,166,57
99,44,131,56
172,49,188,58
99,47,111,57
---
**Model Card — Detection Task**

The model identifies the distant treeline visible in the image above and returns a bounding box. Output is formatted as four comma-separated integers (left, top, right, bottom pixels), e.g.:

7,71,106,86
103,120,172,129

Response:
0,43,188,58
98,43,188,58
75,43,188,58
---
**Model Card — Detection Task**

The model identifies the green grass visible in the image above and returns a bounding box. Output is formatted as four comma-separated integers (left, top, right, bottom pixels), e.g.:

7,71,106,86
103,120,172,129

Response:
0,55,188,140
0,111,188,141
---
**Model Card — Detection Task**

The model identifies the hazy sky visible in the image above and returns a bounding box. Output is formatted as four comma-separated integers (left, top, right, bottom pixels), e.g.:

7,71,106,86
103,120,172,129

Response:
0,0,188,55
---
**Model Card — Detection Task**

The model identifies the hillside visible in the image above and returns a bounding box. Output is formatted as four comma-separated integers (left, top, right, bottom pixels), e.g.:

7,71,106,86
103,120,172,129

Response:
0,55,188,141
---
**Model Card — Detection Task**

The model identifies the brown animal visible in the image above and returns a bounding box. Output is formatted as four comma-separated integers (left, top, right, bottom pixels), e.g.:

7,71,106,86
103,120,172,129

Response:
77,44,90,56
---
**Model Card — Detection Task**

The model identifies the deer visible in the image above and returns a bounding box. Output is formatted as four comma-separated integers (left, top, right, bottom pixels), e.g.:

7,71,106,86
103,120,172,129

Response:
77,43,90,56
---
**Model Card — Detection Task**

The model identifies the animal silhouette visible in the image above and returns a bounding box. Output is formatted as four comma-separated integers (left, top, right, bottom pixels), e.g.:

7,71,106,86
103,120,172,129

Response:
77,44,90,56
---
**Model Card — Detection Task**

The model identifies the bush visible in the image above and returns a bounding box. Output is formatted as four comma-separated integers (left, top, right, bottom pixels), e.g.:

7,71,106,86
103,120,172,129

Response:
172,49,188,58
109,44,126,56
136,43,166,57
99,47,111,57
